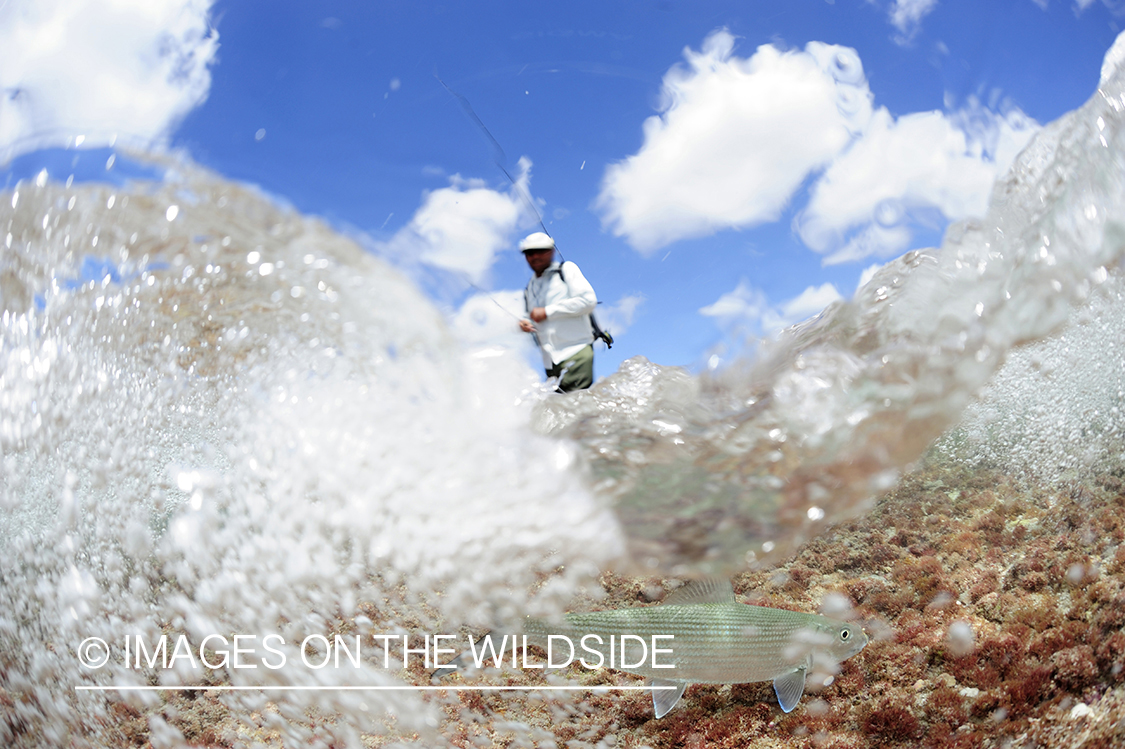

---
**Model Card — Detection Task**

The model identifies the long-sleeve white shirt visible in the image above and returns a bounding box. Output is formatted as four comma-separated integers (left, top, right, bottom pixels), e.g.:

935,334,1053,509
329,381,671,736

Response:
525,261,597,367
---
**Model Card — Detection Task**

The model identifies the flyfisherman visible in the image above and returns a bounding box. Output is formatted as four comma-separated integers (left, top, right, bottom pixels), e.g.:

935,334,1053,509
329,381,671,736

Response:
517,232,602,392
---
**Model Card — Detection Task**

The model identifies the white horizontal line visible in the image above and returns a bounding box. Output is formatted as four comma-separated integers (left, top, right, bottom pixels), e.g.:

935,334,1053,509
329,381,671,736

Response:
75,685,675,692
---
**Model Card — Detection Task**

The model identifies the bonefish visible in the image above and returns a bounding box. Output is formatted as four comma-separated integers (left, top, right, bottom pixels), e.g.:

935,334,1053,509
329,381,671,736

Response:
435,578,867,717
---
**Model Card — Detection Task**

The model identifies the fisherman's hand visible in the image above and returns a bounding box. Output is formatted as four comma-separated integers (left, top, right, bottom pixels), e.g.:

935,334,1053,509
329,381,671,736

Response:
519,318,536,333
530,307,547,323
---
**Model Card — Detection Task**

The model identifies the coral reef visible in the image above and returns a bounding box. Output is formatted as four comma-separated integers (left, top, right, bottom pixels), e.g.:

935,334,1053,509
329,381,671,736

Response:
419,458,1125,748
29,458,1125,748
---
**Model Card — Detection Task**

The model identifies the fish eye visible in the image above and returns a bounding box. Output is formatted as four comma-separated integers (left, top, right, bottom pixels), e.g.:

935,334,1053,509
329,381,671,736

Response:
840,628,850,640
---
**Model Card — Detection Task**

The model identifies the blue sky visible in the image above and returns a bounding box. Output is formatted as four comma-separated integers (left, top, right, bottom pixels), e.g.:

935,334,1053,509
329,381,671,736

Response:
2,0,1122,375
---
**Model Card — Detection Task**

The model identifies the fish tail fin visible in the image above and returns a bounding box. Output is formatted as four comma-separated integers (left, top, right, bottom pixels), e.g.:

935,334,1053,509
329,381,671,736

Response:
430,649,467,679
430,630,494,680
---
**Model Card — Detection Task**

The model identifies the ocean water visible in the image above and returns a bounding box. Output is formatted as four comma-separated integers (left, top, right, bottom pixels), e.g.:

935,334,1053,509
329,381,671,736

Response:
535,67,1125,574
3,42,1125,749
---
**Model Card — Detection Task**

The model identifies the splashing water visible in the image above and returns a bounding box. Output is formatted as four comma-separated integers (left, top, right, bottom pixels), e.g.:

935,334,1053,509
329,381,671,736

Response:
934,274,1125,482
534,56,1125,573
2,36,1125,749
0,165,621,746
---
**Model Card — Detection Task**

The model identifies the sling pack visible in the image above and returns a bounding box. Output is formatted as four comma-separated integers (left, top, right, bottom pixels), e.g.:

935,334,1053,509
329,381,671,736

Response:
524,262,613,349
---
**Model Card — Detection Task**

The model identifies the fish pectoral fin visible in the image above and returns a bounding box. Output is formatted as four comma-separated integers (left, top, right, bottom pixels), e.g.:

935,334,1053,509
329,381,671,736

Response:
773,668,807,713
650,678,687,719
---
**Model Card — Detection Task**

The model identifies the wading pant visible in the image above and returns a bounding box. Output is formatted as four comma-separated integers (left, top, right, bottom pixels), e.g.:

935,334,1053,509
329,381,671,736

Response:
546,344,594,393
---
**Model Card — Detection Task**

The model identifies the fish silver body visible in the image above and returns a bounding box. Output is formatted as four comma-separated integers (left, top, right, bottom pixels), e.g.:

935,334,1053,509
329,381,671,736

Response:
436,578,867,717
525,601,866,684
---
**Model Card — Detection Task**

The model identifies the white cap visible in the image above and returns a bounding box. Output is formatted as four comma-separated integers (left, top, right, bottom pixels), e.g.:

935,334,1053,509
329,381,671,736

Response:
519,231,555,251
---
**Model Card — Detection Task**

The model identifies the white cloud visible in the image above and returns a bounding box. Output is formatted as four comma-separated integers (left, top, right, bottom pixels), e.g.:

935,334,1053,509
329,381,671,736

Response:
379,158,533,283
797,102,1037,264
888,0,939,44
857,262,886,292
450,290,531,349
699,280,768,323
596,30,873,253
700,280,842,335
1031,0,1114,10
0,0,218,163
595,293,645,337
600,29,1039,264
777,283,845,325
